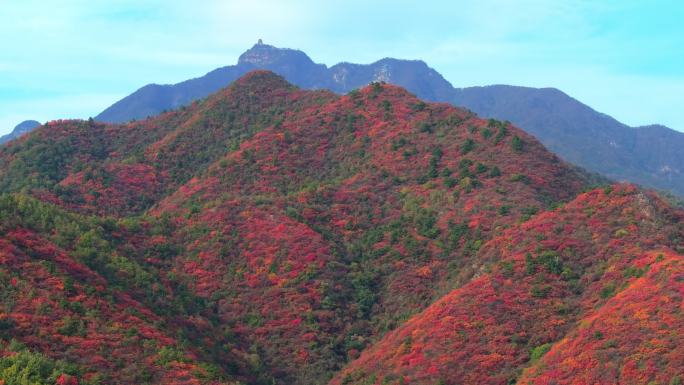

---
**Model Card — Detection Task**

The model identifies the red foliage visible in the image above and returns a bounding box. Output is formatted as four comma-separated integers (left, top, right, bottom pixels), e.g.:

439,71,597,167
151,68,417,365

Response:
1,71,683,385
58,163,162,215
0,229,234,384
519,252,684,385
56,374,78,385
331,185,684,385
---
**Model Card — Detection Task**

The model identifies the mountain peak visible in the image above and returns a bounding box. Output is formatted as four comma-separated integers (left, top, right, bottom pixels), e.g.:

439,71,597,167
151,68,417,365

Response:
13,120,41,134
237,41,316,67
229,70,294,90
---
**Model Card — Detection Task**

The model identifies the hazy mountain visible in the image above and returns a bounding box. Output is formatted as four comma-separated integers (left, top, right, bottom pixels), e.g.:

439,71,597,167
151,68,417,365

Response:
95,42,455,123
1,71,682,385
95,42,684,196
0,119,40,144
451,86,684,196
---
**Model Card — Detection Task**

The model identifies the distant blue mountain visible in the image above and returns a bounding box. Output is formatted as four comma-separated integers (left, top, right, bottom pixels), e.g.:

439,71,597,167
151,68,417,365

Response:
87,41,682,197
0,120,41,145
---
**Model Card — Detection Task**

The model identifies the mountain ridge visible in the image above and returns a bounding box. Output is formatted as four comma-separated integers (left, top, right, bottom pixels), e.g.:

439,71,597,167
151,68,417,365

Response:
92,42,684,197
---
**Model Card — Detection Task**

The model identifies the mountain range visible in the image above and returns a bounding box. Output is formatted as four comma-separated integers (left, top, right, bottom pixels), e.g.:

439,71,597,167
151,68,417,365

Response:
0,71,683,385
7,43,682,196
88,42,684,197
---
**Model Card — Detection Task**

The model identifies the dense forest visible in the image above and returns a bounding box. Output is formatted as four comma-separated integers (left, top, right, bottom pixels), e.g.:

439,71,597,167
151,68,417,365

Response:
0,71,682,385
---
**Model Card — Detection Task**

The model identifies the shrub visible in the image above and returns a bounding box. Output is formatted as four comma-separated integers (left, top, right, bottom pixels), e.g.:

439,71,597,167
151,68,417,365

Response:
391,137,408,151
529,343,552,362
415,208,440,239
600,282,616,299
520,206,539,221
427,150,442,179
444,177,458,188
461,139,475,154
411,102,426,112
623,265,646,278
460,176,480,192
500,261,515,277
614,228,629,238
57,317,86,337
494,124,508,144
156,346,186,367
419,122,433,133
511,135,524,152
538,251,563,275
488,166,501,178
0,347,77,385
351,269,379,318
530,284,552,298
510,173,530,184
0,317,16,338
481,128,492,139
446,221,469,250
458,158,473,169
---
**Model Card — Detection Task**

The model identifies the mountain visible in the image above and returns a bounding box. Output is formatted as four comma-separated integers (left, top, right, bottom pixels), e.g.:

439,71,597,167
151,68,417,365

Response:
95,42,455,124
95,42,684,197
1,71,683,384
450,86,684,197
331,185,684,385
0,120,40,144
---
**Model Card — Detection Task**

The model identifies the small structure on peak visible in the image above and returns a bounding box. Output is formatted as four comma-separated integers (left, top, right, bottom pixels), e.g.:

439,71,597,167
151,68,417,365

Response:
257,39,263,45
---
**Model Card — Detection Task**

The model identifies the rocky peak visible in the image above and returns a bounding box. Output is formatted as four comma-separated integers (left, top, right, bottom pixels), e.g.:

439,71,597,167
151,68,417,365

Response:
237,40,316,68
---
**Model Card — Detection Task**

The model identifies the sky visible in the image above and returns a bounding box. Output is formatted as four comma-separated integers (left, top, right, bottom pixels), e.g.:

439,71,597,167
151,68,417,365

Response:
1,0,682,135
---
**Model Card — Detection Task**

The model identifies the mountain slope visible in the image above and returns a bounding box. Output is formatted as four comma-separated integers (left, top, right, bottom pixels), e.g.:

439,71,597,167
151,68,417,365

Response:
1,72,682,385
518,251,684,384
452,86,684,195
149,73,593,384
2,71,596,385
331,185,684,385
0,120,40,145
0,195,250,385
94,42,684,197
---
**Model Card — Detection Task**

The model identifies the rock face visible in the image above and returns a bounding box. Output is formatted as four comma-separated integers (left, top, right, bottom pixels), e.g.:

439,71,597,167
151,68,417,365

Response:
94,42,684,197
0,120,40,144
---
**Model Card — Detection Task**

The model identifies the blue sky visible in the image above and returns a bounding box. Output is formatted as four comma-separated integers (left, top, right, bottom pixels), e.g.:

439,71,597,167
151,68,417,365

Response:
1,0,682,135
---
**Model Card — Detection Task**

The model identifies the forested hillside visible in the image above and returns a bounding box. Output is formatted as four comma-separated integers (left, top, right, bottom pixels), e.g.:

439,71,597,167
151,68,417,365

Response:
0,72,681,385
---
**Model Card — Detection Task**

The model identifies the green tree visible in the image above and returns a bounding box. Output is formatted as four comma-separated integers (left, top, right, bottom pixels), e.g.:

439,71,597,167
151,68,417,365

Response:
511,135,524,152
0,347,76,385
